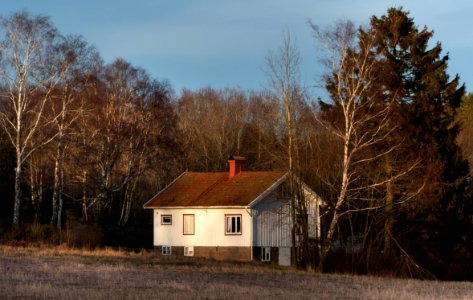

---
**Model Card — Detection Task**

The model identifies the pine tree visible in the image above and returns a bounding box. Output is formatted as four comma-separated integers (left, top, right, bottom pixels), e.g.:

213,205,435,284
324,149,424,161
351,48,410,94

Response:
317,7,471,277
362,7,470,278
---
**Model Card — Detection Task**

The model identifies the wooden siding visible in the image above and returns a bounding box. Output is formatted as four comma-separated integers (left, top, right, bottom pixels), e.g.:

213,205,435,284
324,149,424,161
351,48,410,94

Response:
251,188,323,248
252,192,292,247
304,187,323,239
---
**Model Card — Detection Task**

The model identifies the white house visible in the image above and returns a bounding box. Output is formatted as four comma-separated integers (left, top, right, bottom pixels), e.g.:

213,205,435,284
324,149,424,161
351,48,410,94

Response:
143,156,325,266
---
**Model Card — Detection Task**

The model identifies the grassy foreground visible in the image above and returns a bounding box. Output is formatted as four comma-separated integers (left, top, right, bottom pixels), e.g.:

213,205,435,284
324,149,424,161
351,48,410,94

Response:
0,245,472,299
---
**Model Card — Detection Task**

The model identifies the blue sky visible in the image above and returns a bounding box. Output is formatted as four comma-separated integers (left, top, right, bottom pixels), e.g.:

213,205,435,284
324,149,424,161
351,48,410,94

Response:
3,1,473,97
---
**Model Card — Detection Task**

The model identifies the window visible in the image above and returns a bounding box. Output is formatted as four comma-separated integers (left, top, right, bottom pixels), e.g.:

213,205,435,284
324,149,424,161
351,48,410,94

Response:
184,246,194,256
225,214,242,235
161,215,172,225
183,214,195,235
262,247,271,262
162,246,171,255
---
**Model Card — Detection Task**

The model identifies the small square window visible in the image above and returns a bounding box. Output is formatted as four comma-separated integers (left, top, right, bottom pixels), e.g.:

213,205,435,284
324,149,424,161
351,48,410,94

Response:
162,246,171,255
161,215,172,225
184,246,194,256
225,215,242,235
262,247,271,262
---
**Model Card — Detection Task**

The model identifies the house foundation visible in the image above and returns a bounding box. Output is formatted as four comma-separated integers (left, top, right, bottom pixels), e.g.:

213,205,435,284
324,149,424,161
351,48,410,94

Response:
155,245,252,261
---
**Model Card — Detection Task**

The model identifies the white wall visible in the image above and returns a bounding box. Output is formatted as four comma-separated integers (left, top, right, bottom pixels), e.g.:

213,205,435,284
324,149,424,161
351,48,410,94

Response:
153,208,251,247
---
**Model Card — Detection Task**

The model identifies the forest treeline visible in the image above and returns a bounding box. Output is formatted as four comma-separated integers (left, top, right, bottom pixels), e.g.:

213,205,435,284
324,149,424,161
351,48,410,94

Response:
0,8,472,280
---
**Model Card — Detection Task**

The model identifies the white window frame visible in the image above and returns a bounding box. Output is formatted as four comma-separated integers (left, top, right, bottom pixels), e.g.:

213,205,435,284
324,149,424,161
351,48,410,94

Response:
183,214,195,235
184,246,194,257
161,215,172,225
225,214,242,235
262,247,271,262
162,246,171,255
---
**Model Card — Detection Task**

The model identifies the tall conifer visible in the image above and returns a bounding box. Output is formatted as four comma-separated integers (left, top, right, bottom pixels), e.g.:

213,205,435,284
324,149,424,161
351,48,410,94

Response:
364,7,469,277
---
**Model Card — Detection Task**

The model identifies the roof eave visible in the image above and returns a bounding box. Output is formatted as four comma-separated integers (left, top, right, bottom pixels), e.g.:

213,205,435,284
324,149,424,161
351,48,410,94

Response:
247,172,289,208
144,205,249,209
142,172,188,209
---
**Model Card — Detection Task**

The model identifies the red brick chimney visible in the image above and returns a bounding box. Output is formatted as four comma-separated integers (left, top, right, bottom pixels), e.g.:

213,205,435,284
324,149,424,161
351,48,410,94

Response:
228,156,246,179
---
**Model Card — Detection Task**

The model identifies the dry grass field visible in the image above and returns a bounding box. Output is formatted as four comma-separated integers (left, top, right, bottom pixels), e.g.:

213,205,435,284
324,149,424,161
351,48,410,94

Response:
0,245,472,299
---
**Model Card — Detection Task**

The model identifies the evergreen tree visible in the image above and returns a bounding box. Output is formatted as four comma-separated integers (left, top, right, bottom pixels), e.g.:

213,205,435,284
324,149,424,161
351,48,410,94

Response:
363,7,470,278
318,8,471,278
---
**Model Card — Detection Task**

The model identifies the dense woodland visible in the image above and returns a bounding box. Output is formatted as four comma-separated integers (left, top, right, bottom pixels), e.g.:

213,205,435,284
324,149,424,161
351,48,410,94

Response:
0,8,472,280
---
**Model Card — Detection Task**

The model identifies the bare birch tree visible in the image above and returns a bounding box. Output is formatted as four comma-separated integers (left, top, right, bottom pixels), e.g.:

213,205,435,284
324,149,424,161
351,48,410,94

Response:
310,21,400,270
0,12,61,227
94,59,144,220
264,32,312,267
49,36,99,229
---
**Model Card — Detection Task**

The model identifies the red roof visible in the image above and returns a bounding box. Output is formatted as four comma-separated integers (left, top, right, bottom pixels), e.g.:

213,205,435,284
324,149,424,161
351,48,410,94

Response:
144,171,287,208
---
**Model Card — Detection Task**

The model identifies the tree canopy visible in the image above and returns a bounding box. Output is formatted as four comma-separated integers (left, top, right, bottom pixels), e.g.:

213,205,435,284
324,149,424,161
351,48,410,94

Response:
313,7,471,278
0,8,471,280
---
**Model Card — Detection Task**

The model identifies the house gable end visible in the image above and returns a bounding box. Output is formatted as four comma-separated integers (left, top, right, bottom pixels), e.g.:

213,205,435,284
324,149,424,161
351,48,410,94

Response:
301,182,327,207
248,173,288,208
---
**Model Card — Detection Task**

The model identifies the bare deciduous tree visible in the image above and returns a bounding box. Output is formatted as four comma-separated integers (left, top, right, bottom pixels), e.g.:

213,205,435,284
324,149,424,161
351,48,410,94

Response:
310,21,402,271
177,87,250,171
49,35,99,229
265,32,314,267
0,12,62,227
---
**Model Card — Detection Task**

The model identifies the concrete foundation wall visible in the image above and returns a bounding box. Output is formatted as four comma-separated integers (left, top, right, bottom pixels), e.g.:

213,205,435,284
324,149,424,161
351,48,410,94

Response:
156,245,294,266
155,246,252,261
